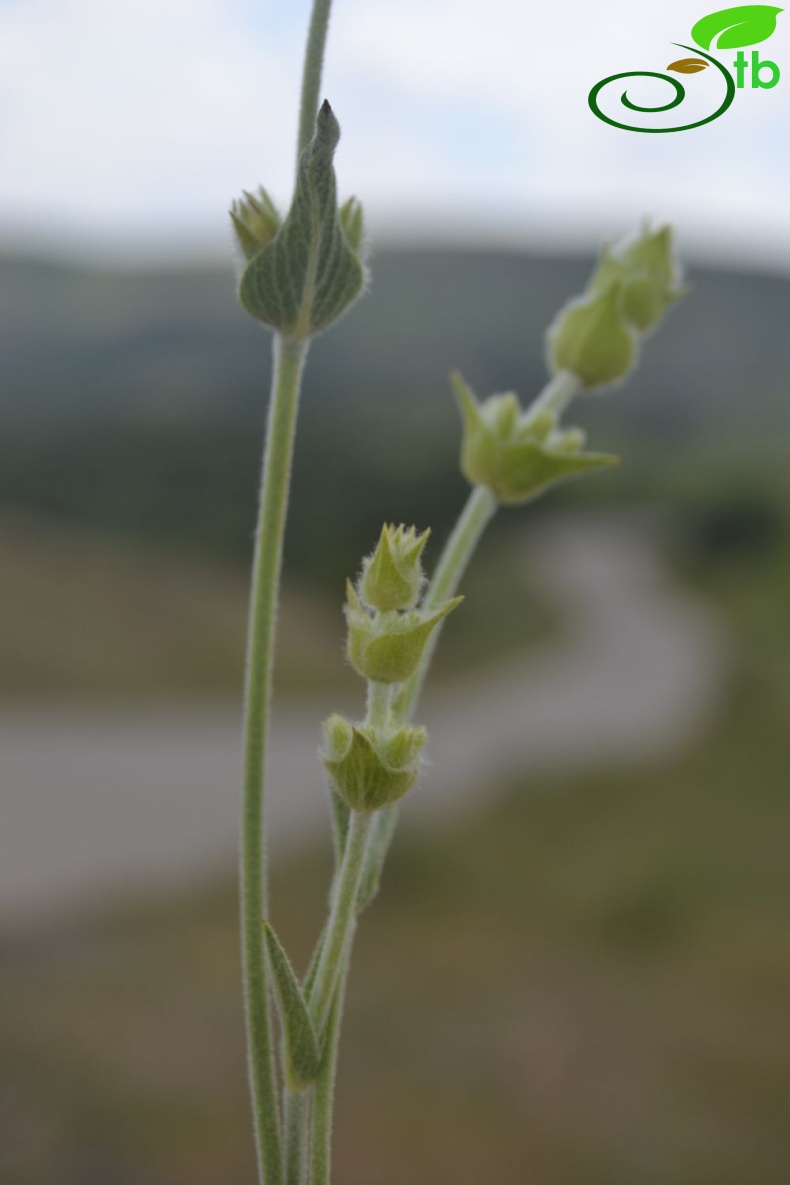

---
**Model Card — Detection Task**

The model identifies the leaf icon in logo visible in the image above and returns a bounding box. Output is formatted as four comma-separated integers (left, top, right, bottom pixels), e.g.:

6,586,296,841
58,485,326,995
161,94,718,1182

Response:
691,5,783,50
667,57,710,72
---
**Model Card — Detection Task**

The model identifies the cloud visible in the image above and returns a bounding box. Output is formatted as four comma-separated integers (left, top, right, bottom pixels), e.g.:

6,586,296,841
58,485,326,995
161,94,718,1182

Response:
0,0,787,266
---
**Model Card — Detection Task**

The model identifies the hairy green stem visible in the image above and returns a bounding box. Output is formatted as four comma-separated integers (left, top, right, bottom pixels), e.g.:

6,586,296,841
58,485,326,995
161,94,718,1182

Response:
310,962,348,1185
523,368,580,425
366,680,393,730
241,334,307,1185
297,0,334,161
397,483,497,719
308,810,373,1033
283,1088,311,1185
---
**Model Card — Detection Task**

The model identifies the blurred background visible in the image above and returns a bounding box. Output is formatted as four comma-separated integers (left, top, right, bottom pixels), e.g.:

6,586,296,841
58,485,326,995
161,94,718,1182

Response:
2,1,790,1182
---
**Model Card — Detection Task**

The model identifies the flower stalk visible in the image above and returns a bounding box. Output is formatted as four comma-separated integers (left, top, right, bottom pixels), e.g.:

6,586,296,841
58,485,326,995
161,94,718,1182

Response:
307,810,375,1033
241,335,306,1185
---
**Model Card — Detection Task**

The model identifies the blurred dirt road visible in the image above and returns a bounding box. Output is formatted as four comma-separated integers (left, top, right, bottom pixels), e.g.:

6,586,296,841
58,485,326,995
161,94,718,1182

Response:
0,514,726,920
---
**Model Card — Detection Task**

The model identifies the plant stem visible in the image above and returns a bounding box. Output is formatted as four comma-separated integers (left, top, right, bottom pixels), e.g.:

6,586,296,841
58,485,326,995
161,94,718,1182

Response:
523,368,580,425
397,482,497,720
308,810,374,1033
241,334,307,1185
366,680,393,730
297,0,334,161
241,5,335,1177
283,1088,311,1185
310,961,348,1185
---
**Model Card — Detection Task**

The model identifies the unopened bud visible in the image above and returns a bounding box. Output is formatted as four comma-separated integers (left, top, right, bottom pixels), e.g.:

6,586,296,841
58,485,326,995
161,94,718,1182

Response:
360,524,429,612
339,196,365,253
230,187,280,260
547,280,636,389
238,101,367,338
590,224,685,333
322,715,427,812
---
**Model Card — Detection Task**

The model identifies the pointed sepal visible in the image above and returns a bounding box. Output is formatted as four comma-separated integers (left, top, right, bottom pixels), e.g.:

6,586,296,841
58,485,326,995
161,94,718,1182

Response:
453,371,618,504
346,594,463,684
339,196,365,253
230,187,281,260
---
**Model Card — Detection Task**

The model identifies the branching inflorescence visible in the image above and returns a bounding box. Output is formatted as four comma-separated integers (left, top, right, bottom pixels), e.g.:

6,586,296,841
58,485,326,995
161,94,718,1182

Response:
231,4,684,1183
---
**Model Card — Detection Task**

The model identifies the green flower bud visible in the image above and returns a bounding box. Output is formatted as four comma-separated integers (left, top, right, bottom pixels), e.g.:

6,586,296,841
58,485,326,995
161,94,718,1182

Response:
230,187,281,260
345,581,462,684
590,224,685,333
359,523,430,612
239,101,367,338
339,196,365,253
322,714,427,812
452,372,618,505
547,280,636,389
619,223,677,289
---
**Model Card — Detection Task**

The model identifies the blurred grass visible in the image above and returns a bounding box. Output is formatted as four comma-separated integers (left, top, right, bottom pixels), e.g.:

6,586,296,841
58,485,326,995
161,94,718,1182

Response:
1,515,789,1183
0,511,556,698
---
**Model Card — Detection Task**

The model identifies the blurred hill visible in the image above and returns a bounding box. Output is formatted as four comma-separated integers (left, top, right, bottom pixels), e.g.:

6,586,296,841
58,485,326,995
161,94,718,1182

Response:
2,247,789,585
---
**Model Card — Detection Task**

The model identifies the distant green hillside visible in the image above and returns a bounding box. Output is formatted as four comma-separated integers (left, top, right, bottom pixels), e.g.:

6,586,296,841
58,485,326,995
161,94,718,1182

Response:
2,248,789,578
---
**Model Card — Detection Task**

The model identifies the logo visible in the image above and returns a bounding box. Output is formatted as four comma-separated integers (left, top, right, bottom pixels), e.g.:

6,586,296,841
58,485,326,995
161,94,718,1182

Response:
589,4,782,132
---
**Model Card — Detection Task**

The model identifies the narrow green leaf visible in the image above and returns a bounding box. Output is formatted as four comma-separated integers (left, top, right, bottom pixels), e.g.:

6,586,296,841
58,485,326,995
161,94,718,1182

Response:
240,100,365,337
262,922,322,1087
691,5,782,50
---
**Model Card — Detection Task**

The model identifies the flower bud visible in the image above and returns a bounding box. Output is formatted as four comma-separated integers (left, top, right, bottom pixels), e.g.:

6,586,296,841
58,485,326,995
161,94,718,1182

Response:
359,523,429,612
452,372,617,504
322,714,427,812
590,224,685,333
339,196,365,253
239,101,367,338
345,581,462,684
547,281,636,390
230,187,281,260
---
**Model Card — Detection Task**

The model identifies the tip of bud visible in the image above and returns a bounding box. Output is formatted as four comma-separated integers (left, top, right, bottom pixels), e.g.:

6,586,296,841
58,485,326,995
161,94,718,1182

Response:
339,195,365,253
358,522,429,612
589,221,685,334
314,98,340,152
230,186,281,261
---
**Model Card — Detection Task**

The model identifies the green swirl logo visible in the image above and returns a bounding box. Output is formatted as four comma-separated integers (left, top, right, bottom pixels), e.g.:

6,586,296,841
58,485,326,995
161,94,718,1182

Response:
589,5,783,133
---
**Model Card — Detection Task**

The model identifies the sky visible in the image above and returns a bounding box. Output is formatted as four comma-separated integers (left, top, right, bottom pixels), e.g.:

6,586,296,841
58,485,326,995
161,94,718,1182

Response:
1,0,788,267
